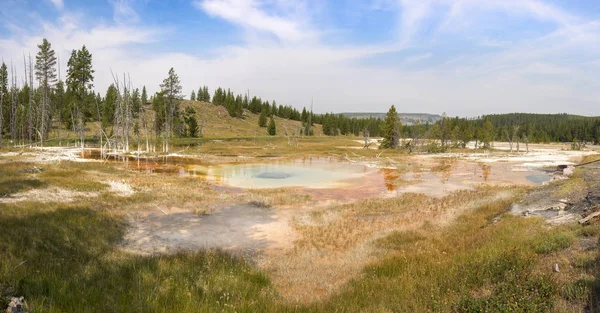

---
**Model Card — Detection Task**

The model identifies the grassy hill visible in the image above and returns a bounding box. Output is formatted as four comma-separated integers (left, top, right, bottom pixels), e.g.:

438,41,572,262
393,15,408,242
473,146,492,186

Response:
181,100,323,138
62,100,323,143
341,112,442,125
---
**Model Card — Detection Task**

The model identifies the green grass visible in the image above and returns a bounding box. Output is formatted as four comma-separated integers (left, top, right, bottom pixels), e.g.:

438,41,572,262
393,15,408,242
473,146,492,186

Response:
534,231,575,254
0,202,276,312
0,162,47,196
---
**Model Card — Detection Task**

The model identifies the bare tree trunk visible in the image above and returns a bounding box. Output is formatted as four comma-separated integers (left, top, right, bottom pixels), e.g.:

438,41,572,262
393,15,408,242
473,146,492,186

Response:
124,74,130,152
505,130,513,152
10,63,17,145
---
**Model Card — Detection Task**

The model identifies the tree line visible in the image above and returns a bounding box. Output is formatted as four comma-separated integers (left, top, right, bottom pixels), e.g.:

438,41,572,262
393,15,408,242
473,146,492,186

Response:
376,106,600,153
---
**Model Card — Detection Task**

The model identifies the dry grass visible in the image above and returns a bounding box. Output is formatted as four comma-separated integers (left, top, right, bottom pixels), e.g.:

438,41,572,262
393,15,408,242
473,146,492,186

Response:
184,100,324,138
259,186,522,303
242,189,312,207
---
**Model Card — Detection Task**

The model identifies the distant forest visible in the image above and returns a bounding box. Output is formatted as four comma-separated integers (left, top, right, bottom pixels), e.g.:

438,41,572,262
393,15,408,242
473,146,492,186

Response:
400,113,600,146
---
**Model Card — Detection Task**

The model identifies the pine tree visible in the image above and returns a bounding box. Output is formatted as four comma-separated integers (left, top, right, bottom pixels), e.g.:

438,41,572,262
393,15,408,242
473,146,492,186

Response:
66,45,94,148
197,87,203,101
131,88,141,117
102,84,118,129
190,90,196,101
481,117,494,149
258,108,267,127
34,39,57,146
159,67,183,152
380,105,400,149
267,117,276,135
203,86,210,102
141,86,147,105
184,106,198,137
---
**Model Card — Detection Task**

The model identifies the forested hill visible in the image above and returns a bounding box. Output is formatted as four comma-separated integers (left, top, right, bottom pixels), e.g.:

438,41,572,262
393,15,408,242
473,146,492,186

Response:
341,113,442,125
481,113,600,143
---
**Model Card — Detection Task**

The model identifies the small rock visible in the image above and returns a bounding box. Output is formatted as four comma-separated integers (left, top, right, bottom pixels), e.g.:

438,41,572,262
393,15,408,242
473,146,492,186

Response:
563,166,575,177
5,296,27,313
553,263,560,273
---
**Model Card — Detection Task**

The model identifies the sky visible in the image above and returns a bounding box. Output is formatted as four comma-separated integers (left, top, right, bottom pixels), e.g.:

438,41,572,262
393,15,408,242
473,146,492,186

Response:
0,0,599,117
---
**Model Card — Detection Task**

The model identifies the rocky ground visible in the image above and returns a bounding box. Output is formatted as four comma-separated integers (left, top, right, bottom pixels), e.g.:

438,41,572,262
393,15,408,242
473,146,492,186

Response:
510,161,600,225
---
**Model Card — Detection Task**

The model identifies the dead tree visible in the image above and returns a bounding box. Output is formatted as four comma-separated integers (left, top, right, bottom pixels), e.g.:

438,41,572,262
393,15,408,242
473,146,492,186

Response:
283,125,300,146
110,71,133,153
363,129,372,149
27,54,35,146
505,128,513,152
505,125,520,152
10,62,17,145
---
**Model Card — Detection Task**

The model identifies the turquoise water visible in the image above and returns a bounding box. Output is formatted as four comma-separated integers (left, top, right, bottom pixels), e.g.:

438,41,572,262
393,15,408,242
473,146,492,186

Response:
525,174,552,184
207,160,370,189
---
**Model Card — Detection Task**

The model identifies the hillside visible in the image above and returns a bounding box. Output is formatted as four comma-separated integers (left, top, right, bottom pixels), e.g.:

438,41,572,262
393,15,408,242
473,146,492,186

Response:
341,112,442,125
180,100,323,138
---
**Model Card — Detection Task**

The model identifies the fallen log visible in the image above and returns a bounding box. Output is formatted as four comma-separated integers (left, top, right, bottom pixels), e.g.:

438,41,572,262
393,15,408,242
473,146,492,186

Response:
578,208,600,224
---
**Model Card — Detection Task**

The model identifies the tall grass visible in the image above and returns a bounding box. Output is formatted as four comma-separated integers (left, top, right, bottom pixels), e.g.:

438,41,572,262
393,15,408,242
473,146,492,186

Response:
0,202,277,312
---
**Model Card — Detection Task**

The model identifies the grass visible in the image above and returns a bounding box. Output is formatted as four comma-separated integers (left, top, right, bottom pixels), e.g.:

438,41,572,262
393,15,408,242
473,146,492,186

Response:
2,148,600,312
0,162,47,196
0,202,276,312
243,188,312,206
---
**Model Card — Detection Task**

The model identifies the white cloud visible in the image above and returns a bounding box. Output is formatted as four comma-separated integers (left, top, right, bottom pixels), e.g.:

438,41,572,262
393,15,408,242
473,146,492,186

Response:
50,0,64,9
404,52,433,64
194,0,314,42
111,0,140,24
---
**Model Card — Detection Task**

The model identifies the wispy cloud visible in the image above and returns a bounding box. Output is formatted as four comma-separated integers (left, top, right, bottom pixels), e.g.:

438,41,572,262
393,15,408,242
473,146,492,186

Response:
111,0,140,24
194,0,314,42
405,52,433,64
50,0,64,10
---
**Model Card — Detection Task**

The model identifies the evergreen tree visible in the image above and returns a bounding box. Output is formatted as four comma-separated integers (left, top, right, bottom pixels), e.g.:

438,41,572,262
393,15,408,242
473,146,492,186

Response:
131,88,141,117
380,105,400,149
242,94,249,109
258,108,267,127
160,67,183,151
267,117,276,135
197,87,203,101
184,106,198,137
141,86,147,104
481,117,494,149
102,84,118,129
35,38,57,145
190,90,196,101
66,45,94,148
203,86,210,102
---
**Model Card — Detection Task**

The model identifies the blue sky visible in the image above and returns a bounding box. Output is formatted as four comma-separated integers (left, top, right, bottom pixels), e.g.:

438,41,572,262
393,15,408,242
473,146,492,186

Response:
1,0,599,116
